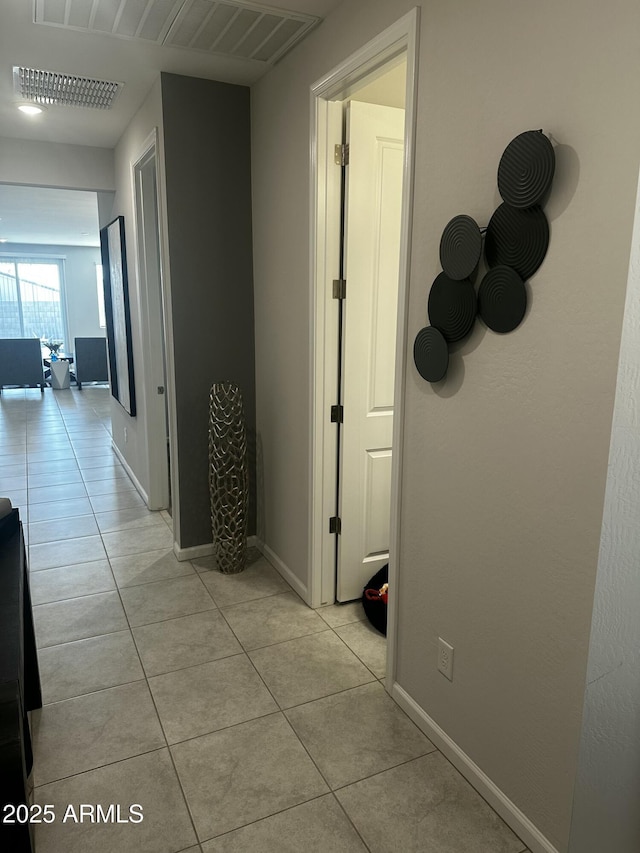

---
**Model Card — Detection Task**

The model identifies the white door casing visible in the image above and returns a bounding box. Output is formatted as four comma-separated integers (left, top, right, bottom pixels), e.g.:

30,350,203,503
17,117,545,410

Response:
337,101,405,602
132,138,171,511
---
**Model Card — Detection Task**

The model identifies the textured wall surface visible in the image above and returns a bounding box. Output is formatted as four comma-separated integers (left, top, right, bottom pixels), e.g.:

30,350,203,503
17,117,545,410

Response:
0,137,114,191
568,169,640,853
251,0,640,849
397,2,640,848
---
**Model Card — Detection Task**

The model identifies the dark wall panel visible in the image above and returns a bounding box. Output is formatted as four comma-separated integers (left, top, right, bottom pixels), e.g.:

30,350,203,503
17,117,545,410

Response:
161,72,256,549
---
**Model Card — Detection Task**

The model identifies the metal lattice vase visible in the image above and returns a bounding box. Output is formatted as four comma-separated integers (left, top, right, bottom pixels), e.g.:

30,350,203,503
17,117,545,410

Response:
209,382,248,574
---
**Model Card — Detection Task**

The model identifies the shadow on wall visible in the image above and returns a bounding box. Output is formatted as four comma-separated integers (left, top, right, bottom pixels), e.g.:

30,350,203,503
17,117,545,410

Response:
246,424,258,538
546,144,580,221
255,431,265,545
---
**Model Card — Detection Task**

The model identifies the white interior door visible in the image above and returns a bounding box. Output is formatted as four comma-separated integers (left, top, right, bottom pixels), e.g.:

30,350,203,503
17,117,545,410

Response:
337,100,405,601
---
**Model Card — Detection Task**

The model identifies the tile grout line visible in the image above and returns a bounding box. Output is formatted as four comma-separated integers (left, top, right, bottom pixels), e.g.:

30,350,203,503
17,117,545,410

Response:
329,621,386,681
12,390,462,852
125,600,203,851
198,789,373,851
32,393,203,845
29,396,175,790
33,745,169,791
144,568,375,847
211,593,377,851
279,691,375,853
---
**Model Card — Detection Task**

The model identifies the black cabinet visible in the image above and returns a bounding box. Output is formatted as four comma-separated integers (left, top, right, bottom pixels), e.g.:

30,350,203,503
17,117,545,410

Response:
0,509,42,852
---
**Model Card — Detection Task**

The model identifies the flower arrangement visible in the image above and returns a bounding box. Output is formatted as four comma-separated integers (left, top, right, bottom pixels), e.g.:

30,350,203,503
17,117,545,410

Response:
41,338,64,356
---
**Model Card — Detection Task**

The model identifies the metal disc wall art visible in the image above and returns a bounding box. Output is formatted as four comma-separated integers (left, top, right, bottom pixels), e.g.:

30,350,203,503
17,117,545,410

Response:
439,215,483,280
428,272,477,343
414,128,558,387
478,266,527,333
484,203,549,281
413,326,449,383
497,130,555,209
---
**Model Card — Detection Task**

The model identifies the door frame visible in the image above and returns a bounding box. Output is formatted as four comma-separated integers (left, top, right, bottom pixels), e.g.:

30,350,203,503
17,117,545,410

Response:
309,9,419,685
130,130,177,517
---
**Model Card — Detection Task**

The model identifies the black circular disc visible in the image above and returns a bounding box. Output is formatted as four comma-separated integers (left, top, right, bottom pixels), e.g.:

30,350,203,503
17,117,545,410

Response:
413,326,449,383
484,203,549,280
497,130,555,209
428,272,477,343
478,266,527,333
439,215,483,280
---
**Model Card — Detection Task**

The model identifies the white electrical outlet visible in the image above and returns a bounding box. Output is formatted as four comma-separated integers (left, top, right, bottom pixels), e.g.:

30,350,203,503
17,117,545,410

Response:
124,427,128,443
437,637,454,681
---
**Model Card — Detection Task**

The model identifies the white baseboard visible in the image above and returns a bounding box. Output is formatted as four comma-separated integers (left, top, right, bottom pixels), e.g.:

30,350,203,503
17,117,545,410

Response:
175,535,260,563
111,441,149,505
256,540,310,603
391,683,559,853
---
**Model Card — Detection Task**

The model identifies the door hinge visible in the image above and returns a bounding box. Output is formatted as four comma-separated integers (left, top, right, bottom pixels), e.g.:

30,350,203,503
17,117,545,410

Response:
330,404,343,424
334,143,350,167
332,278,346,300
329,516,342,534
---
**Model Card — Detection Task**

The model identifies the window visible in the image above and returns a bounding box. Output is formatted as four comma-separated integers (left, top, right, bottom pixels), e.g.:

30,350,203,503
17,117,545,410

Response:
0,258,66,343
95,263,106,328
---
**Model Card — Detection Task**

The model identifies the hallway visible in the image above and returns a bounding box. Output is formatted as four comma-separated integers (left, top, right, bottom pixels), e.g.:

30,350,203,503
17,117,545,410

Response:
0,387,528,852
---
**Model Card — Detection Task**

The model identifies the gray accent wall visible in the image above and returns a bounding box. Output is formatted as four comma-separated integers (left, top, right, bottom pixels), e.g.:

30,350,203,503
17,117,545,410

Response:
160,72,256,549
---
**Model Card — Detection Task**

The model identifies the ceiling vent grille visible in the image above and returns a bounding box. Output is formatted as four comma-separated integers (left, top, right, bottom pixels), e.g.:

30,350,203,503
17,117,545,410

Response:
34,0,320,65
13,66,122,109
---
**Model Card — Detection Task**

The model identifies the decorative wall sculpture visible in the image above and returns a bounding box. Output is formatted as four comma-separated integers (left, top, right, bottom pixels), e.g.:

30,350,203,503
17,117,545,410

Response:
413,326,449,383
497,129,555,208
208,382,249,574
428,273,477,343
414,129,556,383
478,265,527,334
439,214,483,280
484,203,549,280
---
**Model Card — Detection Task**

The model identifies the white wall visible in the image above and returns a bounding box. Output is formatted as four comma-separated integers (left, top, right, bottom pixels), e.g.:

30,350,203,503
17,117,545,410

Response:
0,137,114,353
0,137,114,191
567,169,640,853
0,242,104,347
110,79,164,501
250,0,640,850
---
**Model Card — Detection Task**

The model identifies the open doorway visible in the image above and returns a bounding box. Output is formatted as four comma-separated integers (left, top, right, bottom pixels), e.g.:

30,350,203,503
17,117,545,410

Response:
0,183,109,393
310,10,419,685
336,70,406,603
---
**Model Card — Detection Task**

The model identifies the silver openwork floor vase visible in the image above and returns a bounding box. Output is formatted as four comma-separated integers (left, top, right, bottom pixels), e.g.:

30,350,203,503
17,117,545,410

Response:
208,382,248,574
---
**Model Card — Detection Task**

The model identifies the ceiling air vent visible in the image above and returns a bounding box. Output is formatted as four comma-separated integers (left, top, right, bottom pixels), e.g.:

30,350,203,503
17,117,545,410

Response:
13,66,122,109
34,0,320,65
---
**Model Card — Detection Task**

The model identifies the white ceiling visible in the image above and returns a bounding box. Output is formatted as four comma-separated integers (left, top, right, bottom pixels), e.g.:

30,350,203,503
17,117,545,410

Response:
0,0,342,246
0,185,101,247
0,0,341,149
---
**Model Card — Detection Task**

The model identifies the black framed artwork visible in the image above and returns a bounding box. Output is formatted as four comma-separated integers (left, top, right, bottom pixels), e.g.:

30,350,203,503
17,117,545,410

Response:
100,215,136,416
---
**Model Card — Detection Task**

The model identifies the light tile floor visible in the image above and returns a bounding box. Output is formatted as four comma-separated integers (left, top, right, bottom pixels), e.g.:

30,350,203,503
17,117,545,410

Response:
0,387,530,853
